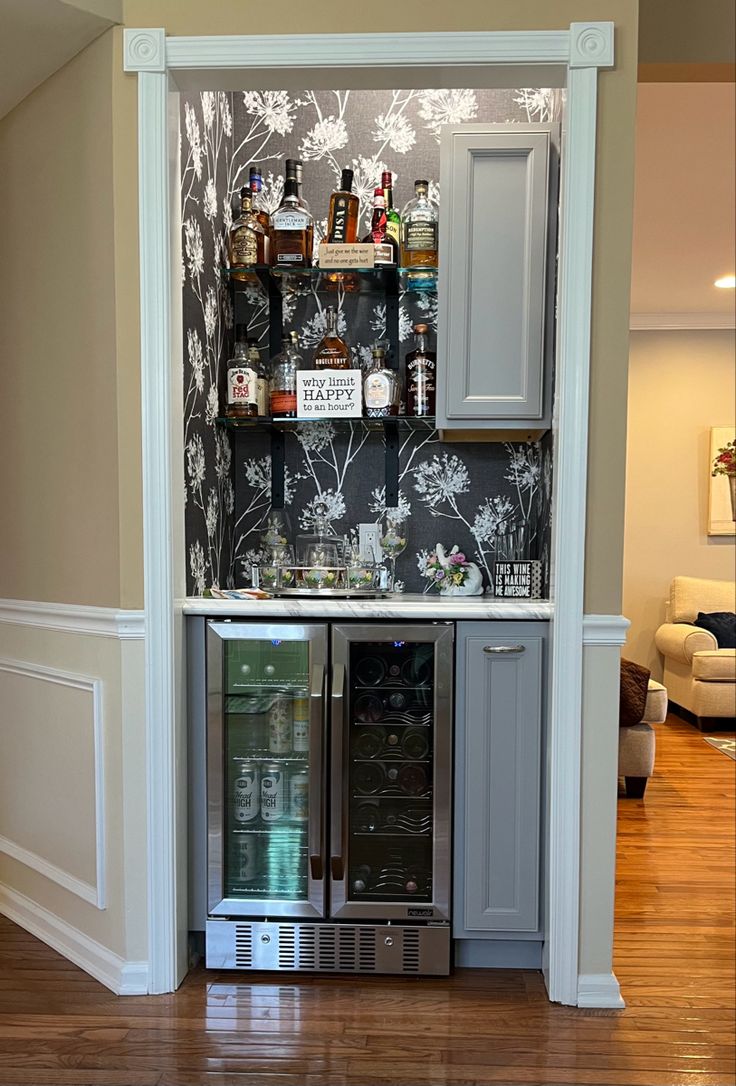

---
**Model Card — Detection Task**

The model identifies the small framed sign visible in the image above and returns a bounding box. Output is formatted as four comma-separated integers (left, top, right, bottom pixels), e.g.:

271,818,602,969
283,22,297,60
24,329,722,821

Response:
318,243,375,269
494,560,542,598
296,369,362,418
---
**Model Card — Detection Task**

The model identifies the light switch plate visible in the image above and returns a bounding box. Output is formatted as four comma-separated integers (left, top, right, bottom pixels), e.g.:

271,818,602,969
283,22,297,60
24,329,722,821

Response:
359,523,381,562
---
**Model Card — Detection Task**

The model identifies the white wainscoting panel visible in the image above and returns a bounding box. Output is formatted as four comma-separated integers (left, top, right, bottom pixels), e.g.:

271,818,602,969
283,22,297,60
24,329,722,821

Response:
0,599,144,639
0,659,105,909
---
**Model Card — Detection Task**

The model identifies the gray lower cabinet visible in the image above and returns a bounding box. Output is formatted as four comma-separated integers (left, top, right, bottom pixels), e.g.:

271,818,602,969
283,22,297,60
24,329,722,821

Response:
437,124,558,430
454,621,545,947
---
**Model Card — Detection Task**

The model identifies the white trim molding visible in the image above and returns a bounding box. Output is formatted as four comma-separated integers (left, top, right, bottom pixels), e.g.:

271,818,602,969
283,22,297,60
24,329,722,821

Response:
583,614,630,646
125,23,613,1003
0,885,148,996
578,972,626,1009
630,311,736,331
0,659,106,910
0,599,144,639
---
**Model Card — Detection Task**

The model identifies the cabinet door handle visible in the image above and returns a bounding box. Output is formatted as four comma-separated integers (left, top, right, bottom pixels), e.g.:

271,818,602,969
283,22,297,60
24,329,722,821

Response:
483,644,525,654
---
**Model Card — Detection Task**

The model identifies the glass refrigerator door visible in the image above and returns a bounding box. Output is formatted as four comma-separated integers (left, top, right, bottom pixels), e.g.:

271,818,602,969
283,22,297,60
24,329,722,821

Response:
330,624,453,922
206,622,327,918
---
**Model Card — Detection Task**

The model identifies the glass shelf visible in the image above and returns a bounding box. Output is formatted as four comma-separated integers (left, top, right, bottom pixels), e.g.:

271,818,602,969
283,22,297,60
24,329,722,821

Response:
217,415,437,434
223,264,438,296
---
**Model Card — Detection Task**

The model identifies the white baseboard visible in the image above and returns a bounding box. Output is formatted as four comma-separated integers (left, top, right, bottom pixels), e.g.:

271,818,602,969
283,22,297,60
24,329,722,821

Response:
0,884,149,995
577,971,625,1008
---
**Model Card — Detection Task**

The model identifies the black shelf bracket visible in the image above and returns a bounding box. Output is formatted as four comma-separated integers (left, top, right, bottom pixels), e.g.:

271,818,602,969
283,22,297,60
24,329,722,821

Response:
271,426,285,509
384,420,400,508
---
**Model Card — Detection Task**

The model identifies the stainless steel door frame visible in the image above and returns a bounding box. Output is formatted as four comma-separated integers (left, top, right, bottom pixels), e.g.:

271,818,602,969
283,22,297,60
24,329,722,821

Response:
206,621,328,919
329,623,453,922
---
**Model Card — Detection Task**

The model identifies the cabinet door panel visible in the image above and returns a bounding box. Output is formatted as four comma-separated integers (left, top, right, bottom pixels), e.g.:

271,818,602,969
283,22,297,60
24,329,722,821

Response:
438,124,556,427
454,622,544,934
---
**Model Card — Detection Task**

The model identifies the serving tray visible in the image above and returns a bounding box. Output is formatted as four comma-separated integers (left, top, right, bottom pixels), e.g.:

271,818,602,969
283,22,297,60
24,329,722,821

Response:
271,587,388,599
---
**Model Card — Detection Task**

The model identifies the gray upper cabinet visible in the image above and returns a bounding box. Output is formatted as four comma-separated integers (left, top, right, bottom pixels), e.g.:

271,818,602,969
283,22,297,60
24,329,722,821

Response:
437,124,558,430
454,622,545,936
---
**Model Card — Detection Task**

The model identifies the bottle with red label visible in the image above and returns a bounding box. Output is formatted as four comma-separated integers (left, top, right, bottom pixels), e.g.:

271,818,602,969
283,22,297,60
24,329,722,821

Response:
225,325,257,418
362,187,399,266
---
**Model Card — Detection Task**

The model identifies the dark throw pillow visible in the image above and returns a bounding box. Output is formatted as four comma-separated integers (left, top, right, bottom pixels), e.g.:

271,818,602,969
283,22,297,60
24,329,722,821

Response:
693,612,736,649
619,658,651,727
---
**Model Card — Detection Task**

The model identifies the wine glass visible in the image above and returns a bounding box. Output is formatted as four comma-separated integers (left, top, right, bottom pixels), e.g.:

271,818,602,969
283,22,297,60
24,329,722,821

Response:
380,509,408,593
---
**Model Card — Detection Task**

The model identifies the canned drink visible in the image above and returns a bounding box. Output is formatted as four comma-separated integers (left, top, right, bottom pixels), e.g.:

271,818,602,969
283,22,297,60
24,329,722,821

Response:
268,696,292,754
232,761,259,824
290,771,309,821
261,762,285,822
233,834,258,883
292,696,310,753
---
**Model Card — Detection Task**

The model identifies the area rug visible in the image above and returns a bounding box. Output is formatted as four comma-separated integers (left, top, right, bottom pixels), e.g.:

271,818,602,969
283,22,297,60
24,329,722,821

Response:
704,736,736,760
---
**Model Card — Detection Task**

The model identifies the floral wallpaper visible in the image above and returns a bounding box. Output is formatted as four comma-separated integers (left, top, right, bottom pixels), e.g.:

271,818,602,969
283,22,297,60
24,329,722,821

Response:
181,87,561,595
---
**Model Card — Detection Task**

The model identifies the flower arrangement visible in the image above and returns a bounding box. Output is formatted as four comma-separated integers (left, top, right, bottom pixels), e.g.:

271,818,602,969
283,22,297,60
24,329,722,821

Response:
712,439,736,478
423,546,473,590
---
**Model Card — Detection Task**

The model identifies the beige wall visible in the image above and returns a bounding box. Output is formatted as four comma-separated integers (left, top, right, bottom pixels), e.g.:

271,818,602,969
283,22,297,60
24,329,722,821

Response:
623,330,736,677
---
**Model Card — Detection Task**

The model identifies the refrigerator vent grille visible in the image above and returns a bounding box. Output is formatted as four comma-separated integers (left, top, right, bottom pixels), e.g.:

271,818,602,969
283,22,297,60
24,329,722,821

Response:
402,927,421,972
234,925,253,968
276,925,378,971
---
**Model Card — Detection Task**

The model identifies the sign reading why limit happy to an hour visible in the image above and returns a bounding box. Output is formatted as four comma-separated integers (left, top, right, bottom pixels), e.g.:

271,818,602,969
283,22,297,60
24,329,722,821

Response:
297,369,363,418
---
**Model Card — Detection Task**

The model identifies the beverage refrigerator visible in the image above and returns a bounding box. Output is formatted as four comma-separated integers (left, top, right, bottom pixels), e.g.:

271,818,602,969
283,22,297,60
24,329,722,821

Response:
190,620,453,975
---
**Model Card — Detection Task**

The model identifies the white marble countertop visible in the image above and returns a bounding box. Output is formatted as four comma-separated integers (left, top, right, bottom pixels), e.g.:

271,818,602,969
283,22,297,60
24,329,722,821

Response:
181,593,553,620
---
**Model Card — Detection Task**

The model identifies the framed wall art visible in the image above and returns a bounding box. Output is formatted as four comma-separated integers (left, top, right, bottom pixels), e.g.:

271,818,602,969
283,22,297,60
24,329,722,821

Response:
708,426,736,537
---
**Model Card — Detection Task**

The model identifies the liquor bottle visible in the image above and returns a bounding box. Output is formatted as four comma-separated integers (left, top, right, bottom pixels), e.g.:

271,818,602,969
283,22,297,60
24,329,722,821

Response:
313,306,351,370
228,188,268,279
406,323,436,418
327,167,359,244
363,188,398,266
225,327,258,418
270,164,313,268
249,166,271,236
400,179,439,269
294,160,311,213
381,170,401,251
249,340,270,418
363,345,400,418
269,335,299,418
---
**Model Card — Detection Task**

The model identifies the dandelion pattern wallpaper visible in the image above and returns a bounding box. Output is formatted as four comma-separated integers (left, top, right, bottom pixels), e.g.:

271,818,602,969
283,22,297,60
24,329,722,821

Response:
181,87,561,595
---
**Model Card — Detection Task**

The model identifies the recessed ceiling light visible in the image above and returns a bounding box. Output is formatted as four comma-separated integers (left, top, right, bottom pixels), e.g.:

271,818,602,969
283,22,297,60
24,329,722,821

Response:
714,274,735,289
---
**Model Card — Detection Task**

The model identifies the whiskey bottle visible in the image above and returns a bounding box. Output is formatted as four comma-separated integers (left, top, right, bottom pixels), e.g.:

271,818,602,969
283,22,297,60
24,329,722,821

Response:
225,327,258,418
294,160,311,214
382,170,401,251
249,166,271,236
270,164,313,268
248,339,269,418
269,334,299,419
363,188,399,266
327,167,359,244
363,345,400,418
400,180,439,269
228,188,268,279
313,306,351,370
406,324,436,418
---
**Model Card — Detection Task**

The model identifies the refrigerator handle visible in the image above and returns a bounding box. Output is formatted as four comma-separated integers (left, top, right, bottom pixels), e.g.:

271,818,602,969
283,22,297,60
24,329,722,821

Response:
330,662,345,882
309,663,325,881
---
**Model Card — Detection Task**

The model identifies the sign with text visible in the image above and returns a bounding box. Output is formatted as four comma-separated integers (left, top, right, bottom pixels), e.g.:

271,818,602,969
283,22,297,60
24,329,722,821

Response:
297,369,363,418
494,560,543,598
318,243,375,269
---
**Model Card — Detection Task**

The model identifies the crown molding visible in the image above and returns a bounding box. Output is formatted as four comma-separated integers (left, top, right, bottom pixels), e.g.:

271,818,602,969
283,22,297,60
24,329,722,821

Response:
630,311,735,331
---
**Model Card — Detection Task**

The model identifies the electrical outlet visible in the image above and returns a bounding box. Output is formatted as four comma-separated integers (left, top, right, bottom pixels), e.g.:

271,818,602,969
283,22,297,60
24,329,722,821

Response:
359,523,381,562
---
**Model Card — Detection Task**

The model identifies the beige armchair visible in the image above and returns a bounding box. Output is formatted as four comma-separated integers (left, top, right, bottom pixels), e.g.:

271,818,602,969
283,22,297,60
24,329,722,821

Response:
655,576,736,729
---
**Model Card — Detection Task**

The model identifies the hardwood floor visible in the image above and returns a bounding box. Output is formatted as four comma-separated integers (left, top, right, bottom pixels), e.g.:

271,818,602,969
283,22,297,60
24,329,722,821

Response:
0,714,733,1086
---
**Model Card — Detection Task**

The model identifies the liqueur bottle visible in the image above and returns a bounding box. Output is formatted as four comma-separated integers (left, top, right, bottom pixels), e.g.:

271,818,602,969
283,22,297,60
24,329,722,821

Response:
363,345,400,418
270,161,313,268
382,170,401,251
327,167,359,244
269,334,299,419
312,306,351,370
362,188,399,266
225,326,258,418
228,188,268,279
249,166,271,236
406,323,436,418
400,179,439,269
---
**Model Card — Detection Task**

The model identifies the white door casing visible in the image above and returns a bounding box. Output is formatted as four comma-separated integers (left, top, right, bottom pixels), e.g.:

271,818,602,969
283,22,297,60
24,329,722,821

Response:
123,24,614,1001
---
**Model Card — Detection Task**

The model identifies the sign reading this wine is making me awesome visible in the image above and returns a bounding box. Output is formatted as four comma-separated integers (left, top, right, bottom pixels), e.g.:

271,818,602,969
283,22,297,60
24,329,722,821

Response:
296,369,362,418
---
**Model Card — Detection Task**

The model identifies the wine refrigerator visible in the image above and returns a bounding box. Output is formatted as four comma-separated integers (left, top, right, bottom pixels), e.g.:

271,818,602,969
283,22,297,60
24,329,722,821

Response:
189,620,453,975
